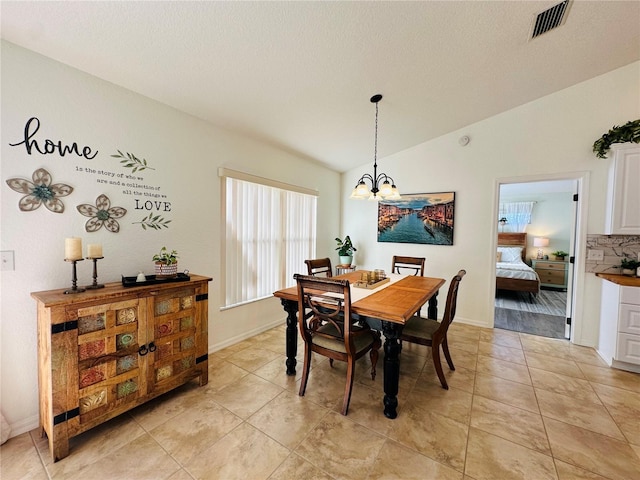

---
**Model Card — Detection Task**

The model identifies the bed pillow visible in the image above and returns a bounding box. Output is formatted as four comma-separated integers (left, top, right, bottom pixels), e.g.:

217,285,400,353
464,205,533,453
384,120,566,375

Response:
497,246,522,263
496,251,502,262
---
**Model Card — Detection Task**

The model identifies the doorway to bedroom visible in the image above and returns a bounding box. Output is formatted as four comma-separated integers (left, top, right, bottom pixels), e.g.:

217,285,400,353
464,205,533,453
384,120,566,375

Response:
495,179,578,340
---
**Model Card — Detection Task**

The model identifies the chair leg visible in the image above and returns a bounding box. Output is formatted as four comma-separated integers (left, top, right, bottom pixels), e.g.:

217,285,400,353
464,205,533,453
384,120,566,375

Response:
341,359,356,415
442,337,455,371
298,345,312,397
329,359,334,368
370,335,381,380
432,343,449,390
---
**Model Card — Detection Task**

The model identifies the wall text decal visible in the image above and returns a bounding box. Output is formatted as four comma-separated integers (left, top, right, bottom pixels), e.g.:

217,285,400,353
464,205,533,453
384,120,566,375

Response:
9,117,98,159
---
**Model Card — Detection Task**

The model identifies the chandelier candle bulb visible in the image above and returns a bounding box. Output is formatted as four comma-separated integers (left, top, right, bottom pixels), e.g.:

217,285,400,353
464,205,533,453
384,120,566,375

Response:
64,237,83,261
87,244,103,258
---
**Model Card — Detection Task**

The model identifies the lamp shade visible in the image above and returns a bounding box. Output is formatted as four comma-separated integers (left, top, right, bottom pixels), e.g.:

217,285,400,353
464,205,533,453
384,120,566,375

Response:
533,237,549,247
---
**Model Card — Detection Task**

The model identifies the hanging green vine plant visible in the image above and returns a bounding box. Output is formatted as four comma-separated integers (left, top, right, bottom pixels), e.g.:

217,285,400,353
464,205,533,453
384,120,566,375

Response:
592,119,640,159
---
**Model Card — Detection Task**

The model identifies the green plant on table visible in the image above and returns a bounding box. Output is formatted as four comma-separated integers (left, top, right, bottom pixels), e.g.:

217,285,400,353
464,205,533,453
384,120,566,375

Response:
153,247,178,265
335,236,357,256
552,250,568,257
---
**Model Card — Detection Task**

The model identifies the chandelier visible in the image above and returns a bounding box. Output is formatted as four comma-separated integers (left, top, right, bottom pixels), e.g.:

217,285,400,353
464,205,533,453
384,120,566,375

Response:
350,94,401,200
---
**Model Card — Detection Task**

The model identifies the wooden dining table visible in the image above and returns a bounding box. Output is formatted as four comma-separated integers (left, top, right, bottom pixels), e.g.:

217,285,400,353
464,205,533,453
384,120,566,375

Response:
273,270,446,419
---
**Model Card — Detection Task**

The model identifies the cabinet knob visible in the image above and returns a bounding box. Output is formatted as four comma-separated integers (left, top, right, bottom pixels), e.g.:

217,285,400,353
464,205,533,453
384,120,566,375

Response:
138,345,148,356
148,342,157,352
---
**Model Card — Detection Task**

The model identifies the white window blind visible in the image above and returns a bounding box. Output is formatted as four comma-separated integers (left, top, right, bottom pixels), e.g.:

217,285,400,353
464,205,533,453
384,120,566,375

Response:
221,169,317,308
498,202,535,232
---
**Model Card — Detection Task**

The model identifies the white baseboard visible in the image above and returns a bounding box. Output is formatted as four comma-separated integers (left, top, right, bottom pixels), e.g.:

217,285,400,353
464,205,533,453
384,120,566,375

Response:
7,414,39,440
209,318,283,353
455,316,489,328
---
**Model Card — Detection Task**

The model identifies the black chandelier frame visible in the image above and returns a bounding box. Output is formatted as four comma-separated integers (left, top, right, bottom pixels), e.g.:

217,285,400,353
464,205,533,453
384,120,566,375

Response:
351,94,400,200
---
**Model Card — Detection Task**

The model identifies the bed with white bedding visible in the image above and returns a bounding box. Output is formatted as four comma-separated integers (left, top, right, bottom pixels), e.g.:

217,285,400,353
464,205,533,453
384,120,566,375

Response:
496,233,540,295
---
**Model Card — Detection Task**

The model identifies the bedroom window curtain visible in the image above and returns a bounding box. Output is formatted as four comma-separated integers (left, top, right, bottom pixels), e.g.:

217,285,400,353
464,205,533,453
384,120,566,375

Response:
498,202,534,232
220,169,317,308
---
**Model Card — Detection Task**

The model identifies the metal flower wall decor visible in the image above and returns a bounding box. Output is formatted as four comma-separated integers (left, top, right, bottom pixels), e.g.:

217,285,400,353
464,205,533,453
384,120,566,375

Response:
77,194,127,233
6,168,73,213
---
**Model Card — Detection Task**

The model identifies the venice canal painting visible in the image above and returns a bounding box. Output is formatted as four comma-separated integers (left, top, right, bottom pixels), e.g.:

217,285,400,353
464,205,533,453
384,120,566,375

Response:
378,192,455,245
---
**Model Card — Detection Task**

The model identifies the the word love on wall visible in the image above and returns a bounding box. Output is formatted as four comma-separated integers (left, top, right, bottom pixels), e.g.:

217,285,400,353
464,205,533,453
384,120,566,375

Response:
5,116,173,232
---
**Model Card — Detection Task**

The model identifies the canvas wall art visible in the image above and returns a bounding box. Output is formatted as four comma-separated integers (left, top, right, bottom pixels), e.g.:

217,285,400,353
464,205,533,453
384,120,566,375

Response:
378,192,455,245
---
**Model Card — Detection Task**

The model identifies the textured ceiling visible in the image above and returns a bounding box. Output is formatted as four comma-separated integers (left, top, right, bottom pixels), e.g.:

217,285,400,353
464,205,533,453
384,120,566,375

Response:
1,1,639,172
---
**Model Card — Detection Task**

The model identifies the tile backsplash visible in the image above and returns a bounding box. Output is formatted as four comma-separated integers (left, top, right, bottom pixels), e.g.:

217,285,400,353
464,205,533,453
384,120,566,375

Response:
586,234,640,273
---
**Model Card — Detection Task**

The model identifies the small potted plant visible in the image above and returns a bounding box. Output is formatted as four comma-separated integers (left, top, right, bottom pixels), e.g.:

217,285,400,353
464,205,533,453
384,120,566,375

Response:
153,247,179,277
552,250,568,261
620,258,640,276
335,235,357,266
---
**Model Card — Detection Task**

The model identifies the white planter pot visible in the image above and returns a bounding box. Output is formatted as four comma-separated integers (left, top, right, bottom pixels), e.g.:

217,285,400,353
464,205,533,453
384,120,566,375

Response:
155,263,178,277
339,255,353,266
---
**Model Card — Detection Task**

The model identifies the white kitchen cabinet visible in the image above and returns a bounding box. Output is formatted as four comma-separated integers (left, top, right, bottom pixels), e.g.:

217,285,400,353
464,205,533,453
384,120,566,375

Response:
605,144,640,234
598,278,640,373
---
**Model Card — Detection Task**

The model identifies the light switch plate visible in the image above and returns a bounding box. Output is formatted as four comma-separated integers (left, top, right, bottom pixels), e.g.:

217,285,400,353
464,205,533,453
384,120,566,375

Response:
587,249,604,261
1,250,15,271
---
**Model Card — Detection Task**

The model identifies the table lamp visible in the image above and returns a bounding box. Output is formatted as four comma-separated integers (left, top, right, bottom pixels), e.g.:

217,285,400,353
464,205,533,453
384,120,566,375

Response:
533,237,549,259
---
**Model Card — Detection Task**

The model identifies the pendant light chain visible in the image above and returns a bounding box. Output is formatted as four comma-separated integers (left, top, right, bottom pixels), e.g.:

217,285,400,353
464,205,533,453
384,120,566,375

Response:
349,93,400,200
373,100,378,169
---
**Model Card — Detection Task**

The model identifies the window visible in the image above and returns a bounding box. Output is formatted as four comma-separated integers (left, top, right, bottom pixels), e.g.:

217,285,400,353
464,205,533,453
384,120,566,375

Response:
220,168,317,308
498,202,534,232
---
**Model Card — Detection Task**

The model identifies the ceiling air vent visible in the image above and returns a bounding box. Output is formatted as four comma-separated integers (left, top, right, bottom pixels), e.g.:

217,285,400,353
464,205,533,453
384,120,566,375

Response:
531,1,571,39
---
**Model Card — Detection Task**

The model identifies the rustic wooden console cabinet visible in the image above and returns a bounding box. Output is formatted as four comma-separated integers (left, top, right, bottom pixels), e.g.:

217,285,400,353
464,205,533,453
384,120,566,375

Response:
32,274,211,461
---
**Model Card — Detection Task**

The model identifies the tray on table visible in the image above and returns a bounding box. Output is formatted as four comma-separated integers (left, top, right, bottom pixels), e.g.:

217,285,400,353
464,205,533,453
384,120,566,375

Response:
353,277,390,289
122,272,190,287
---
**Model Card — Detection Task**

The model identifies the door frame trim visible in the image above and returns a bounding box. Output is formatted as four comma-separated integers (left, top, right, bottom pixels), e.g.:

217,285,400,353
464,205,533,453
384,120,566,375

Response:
492,171,590,344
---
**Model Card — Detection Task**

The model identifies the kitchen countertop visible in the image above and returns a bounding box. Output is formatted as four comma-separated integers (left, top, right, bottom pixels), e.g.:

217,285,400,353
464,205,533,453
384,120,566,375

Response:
596,273,640,287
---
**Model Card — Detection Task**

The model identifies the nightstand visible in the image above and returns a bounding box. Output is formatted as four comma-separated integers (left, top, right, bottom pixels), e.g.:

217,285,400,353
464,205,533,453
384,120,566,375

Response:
531,259,568,290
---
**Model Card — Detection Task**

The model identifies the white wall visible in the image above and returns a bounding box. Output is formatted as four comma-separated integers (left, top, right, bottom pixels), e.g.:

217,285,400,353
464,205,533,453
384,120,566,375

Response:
0,42,341,437
342,61,640,344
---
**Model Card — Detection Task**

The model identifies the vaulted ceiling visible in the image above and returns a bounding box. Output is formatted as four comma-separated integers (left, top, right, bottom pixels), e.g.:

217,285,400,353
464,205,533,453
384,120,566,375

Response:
2,1,639,172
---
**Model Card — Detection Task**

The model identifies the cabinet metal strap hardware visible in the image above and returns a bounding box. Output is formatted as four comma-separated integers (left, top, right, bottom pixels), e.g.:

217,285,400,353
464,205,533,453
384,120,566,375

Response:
53,407,79,425
51,321,78,334
196,294,208,302
196,354,208,364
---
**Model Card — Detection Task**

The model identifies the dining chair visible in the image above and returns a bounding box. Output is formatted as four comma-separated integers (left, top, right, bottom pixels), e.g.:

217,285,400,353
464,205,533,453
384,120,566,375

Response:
400,269,466,390
391,255,426,276
305,257,333,277
392,255,426,316
294,274,381,415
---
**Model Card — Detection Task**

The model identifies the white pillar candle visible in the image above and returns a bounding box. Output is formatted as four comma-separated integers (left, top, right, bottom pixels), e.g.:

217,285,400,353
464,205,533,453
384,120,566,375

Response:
65,237,83,260
87,244,103,258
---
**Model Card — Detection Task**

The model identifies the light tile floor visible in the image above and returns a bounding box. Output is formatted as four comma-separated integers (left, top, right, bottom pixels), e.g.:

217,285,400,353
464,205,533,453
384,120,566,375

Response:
2,323,640,479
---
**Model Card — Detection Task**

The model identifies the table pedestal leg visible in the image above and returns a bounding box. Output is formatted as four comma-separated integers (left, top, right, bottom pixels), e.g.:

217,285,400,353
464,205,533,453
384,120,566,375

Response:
381,321,401,419
281,299,298,376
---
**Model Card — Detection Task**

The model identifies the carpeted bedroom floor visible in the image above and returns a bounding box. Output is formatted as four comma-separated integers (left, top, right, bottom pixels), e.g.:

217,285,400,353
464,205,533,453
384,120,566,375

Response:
494,289,568,339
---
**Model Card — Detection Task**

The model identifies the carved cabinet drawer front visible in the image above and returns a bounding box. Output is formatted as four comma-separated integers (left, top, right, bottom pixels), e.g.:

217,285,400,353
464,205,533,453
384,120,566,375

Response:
151,288,198,386
76,299,143,421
